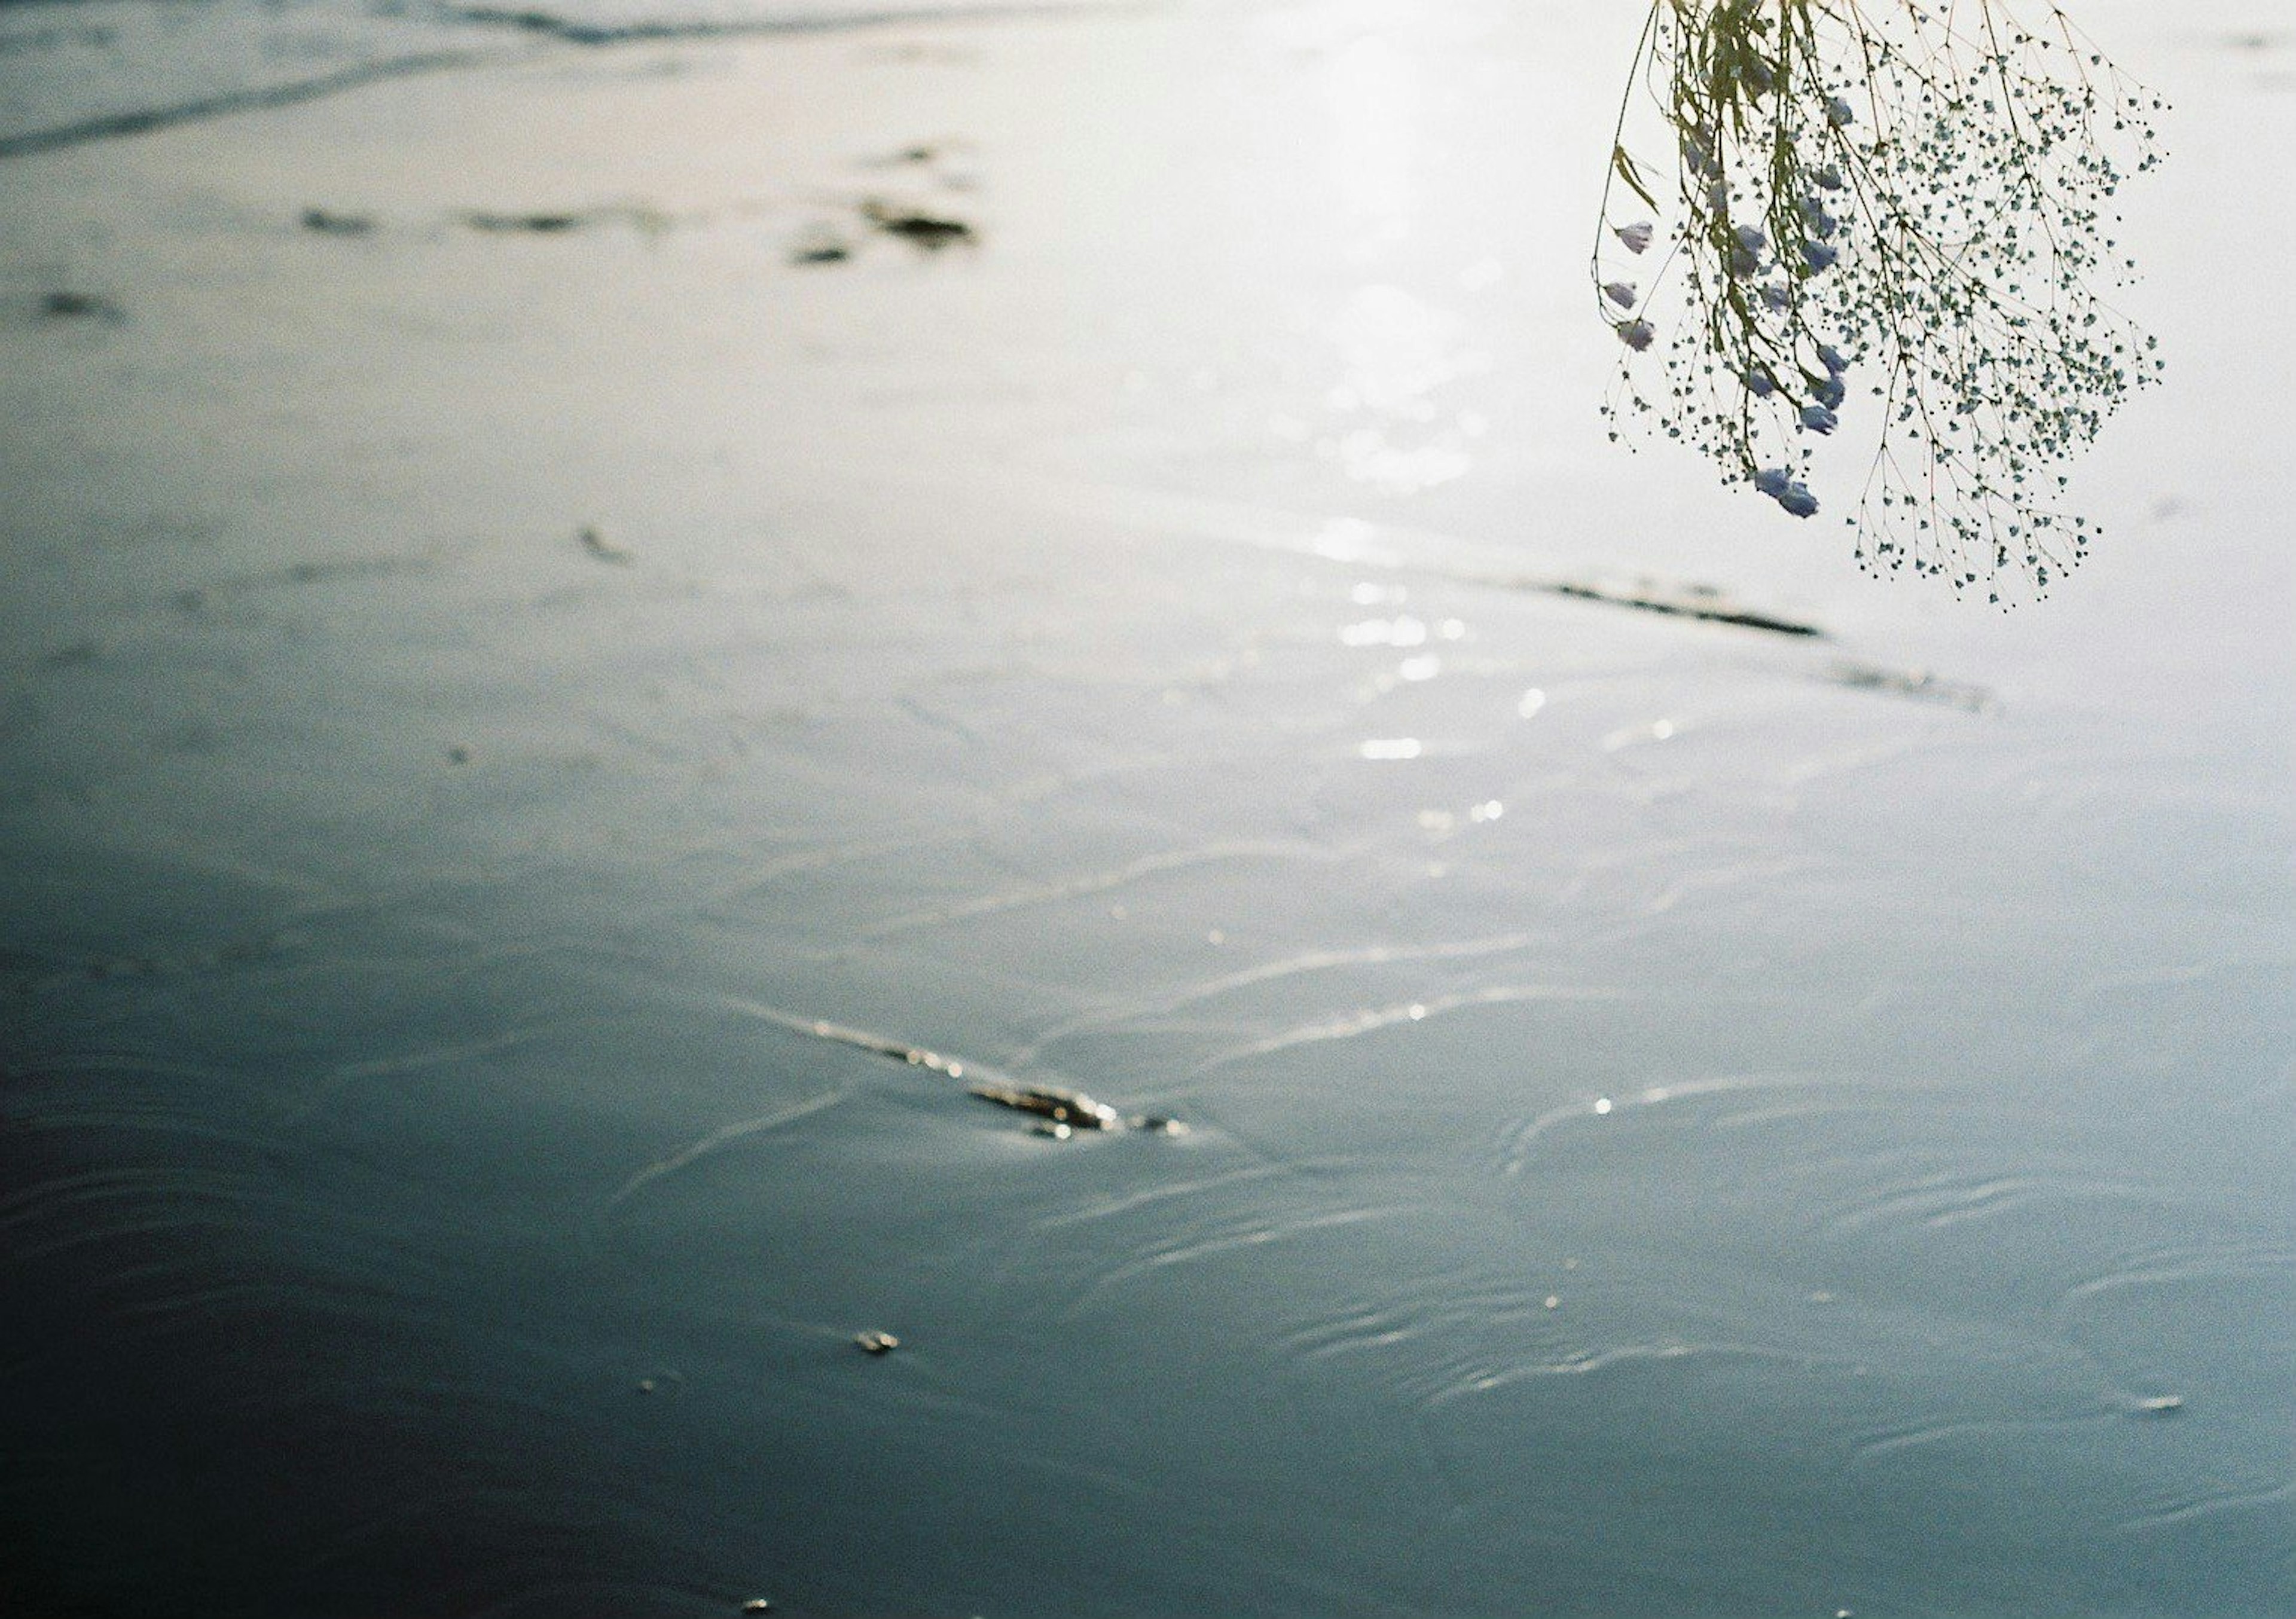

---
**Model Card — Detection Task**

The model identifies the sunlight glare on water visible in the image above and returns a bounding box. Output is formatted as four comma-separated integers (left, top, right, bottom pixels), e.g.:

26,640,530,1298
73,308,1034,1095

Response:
1325,7,1420,248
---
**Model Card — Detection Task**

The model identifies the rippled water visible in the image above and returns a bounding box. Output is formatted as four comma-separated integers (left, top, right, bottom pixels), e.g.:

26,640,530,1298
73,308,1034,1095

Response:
0,0,1125,154
1,0,2291,1614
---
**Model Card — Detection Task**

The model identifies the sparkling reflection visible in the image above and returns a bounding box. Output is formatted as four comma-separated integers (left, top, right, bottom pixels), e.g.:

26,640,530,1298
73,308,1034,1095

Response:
1317,285,1486,494
1308,10,1491,496
1340,615,1428,648
1326,24,1416,248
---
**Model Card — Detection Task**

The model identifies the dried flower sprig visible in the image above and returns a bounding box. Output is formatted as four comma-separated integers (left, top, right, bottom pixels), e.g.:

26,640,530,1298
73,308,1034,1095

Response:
1595,0,2165,601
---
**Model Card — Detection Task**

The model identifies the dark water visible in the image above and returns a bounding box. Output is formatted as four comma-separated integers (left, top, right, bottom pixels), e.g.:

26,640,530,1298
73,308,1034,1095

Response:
4,468,2286,1615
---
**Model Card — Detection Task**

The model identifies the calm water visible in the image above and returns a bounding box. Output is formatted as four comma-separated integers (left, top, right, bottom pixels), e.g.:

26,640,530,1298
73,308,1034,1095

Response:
2,0,2291,1614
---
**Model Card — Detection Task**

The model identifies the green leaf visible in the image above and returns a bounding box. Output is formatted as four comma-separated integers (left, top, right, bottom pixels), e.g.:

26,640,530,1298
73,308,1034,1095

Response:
1612,145,1662,213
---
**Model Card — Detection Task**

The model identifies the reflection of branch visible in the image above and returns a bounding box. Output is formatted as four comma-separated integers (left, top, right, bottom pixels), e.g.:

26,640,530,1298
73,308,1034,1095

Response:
1593,0,2164,601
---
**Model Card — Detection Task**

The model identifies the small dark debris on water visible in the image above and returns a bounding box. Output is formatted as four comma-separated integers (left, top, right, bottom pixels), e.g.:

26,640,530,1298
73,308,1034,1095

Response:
970,1080,1120,1131
455,4,576,33
1822,661,1992,712
40,290,124,322
970,1079,1188,1138
860,199,975,251
791,233,852,266
1539,576,1822,637
863,140,979,191
301,207,375,236
466,210,584,234
576,525,631,564
462,203,674,236
755,1009,1185,1141
854,1330,899,1355
446,744,473,765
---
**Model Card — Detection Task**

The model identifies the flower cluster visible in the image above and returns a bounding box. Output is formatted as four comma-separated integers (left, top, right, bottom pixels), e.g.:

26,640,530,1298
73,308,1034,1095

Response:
1593,0,2164,601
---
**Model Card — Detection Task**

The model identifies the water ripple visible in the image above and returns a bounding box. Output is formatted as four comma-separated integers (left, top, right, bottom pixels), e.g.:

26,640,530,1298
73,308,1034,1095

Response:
851,839,1330,941
1196,982,1626,1075
1010,930,1541,1065
1494,1071,1834,1175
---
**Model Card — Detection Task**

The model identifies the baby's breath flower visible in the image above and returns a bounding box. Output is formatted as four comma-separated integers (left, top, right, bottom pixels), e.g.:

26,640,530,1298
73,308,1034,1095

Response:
1592,0,2166,600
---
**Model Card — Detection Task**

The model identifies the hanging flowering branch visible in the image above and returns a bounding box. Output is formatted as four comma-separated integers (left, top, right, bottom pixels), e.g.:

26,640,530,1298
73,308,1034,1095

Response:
1593,0,2164,601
